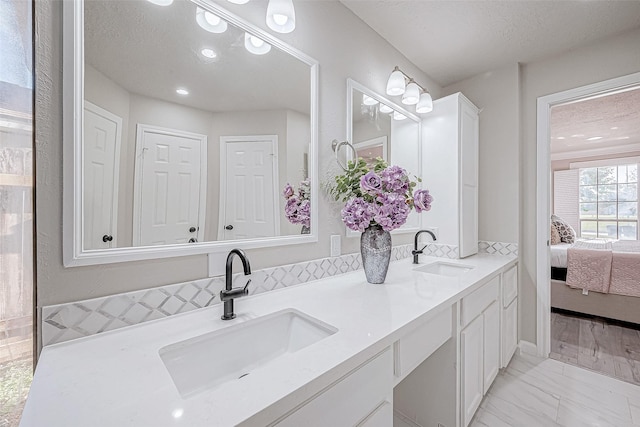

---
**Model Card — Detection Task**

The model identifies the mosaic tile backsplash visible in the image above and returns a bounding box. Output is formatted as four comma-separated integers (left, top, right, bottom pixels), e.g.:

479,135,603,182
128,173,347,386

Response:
42,241,517,346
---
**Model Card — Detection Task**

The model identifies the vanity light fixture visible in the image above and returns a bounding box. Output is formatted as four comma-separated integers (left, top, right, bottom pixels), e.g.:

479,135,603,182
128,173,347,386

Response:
196,7,228,33
386,66,434,114
176,88,189,95
266,0,296,33
393,111,407,121
147,0,174,6
244,33,271,55
362,94,379,106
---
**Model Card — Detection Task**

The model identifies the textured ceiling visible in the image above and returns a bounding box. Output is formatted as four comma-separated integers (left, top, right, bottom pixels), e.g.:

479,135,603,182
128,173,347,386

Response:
84,0,310,114
551,87,640,155
341,1,640,87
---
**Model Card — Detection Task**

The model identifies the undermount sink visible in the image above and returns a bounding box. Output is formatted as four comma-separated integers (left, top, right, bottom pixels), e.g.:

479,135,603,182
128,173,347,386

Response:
159,309,337,398
414,261,474,277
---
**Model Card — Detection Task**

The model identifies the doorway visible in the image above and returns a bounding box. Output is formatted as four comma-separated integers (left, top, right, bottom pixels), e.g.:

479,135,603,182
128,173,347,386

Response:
536,72,640,376
133,124,207,246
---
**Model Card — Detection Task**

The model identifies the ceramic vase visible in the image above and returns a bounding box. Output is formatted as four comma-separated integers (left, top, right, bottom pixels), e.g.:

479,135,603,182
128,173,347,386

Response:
360,224,392,284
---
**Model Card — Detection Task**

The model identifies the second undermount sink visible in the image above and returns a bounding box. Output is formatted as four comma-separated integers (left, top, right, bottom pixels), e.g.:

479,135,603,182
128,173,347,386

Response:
414,261,474,277
159,309,337,398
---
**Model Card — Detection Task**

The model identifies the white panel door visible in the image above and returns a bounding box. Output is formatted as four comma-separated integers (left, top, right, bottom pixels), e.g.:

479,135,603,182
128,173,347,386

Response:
83,102,121,250
134,125,206,246
483,301,501,394
461,315,484,427
219,136,278,240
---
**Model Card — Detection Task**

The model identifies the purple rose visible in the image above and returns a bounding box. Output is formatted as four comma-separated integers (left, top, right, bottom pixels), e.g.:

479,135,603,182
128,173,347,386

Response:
413,189,433,213
359,171,382,195
282,183,294,199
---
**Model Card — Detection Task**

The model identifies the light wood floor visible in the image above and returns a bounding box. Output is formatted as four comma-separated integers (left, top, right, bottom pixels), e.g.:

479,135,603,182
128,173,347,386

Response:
550,310,640,386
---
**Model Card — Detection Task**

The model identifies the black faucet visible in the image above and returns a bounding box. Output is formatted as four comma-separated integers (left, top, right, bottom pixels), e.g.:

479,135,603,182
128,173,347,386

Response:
412,230,437,264
220,249,252,320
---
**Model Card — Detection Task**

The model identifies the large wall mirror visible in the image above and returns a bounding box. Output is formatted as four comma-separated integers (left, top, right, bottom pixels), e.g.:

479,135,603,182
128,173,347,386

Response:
63,0,318,266
346,79,422,235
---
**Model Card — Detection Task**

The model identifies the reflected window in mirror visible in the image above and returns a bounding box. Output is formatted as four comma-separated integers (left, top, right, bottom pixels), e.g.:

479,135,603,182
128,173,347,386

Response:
64,0,318,266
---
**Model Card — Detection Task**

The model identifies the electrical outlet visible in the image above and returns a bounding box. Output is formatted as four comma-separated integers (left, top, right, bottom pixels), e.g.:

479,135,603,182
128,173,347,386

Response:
330,235,341,257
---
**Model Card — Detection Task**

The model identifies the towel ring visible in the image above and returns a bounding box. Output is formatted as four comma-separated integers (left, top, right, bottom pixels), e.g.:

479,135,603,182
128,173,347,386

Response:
332,139,357,172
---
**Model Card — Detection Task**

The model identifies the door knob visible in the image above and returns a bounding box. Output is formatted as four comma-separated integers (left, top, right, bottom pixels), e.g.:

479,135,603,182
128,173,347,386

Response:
189,227,196,233
225,225,234,230
102,234,113,242
189,238,197,243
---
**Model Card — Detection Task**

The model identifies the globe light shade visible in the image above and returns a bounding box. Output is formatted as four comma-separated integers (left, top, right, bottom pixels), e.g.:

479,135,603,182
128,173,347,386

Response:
402,81,420,105
266,0,296,33
362,94,379,106
416,92,434,113
244,33,272,55
386,69,405,96
196,7,228,33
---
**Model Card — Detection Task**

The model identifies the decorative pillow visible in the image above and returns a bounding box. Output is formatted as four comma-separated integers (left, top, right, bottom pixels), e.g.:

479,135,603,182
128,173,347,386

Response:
551,214,576,244
550,223,561,245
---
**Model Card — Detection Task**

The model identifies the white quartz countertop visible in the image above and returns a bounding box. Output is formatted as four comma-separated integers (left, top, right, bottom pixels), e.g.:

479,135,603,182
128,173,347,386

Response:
21,254,516,427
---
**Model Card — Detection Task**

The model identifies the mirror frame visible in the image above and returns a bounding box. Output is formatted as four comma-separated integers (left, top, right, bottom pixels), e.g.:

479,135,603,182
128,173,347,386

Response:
63,0,319,266
345,78,423,236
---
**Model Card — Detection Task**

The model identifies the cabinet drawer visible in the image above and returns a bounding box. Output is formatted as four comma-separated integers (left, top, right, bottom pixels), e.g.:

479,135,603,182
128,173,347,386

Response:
461,276,499,327
273,348,392,427
394,306,452,383
502,264,518,307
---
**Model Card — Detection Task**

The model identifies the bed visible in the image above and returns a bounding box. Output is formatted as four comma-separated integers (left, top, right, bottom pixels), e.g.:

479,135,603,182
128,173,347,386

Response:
550,240,640,325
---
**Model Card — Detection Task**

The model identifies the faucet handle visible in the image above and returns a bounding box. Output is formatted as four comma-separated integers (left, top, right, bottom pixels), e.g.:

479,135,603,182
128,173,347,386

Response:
243,279,251,293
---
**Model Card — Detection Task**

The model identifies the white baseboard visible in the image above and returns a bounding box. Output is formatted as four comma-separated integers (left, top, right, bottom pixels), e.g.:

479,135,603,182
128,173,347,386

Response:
518,340,538,356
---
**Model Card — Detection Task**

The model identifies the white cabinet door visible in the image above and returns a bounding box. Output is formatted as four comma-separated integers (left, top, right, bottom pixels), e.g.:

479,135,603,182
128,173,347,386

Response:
459,97,479,258
502,298,518,368
461,315,484,427
483,301,500,394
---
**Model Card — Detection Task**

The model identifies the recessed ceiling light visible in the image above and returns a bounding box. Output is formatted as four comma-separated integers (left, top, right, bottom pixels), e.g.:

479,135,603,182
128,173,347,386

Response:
615,136,630,140
571,134,584,138
611,126,619,130
200,48,217,59
176,88,189,95
556,136,566,140
586,136,603,141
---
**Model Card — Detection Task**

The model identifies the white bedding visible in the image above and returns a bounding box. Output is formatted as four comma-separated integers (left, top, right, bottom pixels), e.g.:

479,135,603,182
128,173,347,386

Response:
550,243,571,268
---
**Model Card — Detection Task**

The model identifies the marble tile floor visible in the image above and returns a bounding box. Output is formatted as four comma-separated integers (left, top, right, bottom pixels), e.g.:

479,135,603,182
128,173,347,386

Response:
470,352,640,427
550,310,640,386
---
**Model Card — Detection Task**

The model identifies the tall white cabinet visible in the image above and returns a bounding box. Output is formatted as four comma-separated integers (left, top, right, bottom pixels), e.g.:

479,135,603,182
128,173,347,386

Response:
423,93,479,258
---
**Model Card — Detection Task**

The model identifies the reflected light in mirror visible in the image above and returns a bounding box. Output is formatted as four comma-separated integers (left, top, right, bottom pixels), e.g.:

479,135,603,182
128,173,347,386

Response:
196,7,228,33
227,0,250,3
362,94,378,106
244,33,271,55
393,111,407,121
266,0,296,33
200,48,217,59
379,104,393,114
176,88,189,95
147,0,173,5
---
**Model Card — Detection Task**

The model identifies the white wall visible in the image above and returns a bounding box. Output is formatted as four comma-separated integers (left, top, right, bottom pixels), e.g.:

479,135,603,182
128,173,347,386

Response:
35,0,441,306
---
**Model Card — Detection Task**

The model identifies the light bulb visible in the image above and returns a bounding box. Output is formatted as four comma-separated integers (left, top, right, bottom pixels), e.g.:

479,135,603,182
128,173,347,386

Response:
196,7,227,33
386,69,405,96
266,0,296,33
200,48,217,59
416,92,433,113
402,81,420,105
250,36,264,48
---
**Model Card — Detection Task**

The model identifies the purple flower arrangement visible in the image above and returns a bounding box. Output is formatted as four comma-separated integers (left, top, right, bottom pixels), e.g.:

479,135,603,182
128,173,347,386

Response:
330,158,433,232
282,179,311,228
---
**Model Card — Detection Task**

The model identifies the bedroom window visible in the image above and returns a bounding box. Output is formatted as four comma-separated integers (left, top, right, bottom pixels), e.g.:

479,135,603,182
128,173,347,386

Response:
579,164,638,240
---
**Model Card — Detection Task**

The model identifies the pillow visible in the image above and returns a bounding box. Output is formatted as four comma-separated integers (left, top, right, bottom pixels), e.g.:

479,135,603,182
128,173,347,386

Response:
550,223,561,245
551,214,576,244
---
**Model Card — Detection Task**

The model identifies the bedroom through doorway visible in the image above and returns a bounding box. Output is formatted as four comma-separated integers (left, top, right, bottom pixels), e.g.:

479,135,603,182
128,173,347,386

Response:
547,84,640,385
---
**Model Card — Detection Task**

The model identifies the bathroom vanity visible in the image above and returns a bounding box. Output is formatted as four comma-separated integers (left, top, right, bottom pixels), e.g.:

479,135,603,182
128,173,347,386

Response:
22,254,517,427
